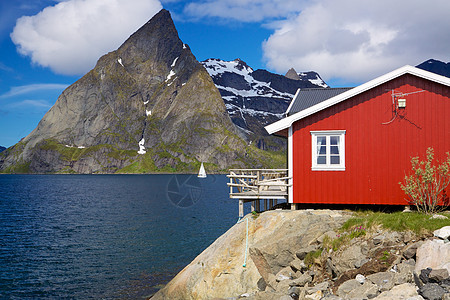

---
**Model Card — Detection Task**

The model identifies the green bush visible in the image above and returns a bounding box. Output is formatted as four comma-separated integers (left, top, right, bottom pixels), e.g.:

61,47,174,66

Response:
400,147,450,214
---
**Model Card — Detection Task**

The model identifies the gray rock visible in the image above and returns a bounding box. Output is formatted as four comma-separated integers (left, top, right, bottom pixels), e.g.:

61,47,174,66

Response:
371,283,420,299
367,271,396,292
434,226,450,240
343,280,378,299
306,282,329,294
290,259,307,273
296,245,319,260
429,269,450,283
289,273,312,287
276,266,294,282
395,261,415,285
336,279,362,297
321,295,343,300
331,244,366,276
443,293,450,300
257,277,267,291
373,235,385,245
404,242,423,259
317,230,338,244
419,283,446,300
287,286,300,297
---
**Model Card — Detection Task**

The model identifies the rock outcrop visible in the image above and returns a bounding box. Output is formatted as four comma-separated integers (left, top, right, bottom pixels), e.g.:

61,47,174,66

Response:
151,211,450,300
0,10,284,174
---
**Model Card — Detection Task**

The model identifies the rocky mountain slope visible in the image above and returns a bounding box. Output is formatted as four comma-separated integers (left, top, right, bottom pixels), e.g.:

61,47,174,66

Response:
417,59,450,78
0,9,288,174
0,146,5,153
201,59,327,150
151,210,450,300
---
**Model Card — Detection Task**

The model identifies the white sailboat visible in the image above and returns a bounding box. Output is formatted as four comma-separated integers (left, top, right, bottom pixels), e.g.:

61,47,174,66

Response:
198,162,207,178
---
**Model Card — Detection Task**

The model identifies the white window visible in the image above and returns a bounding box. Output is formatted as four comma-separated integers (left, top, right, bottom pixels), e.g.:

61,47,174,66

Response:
311,130,346,171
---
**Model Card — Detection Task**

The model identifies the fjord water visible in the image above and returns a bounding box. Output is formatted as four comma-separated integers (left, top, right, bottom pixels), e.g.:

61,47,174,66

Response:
0,174,241,299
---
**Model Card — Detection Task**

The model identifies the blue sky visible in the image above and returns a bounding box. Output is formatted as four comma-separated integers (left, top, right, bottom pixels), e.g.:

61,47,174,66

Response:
1,0,449,148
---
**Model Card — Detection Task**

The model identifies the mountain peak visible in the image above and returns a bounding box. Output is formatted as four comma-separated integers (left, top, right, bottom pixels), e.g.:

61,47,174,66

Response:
117,8,183,65
416,59,450,78
285,68,301,80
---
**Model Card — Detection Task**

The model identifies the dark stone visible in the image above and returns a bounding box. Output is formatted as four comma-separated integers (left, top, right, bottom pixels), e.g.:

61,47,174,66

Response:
419,283,446,300
288,286,300,299
414,272,424,289
257,277,267,291
429,269,450,283
420,268,433,284
403,242,421,259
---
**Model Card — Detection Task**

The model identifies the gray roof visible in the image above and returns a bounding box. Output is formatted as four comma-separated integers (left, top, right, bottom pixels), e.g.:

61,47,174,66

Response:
287,87,353,115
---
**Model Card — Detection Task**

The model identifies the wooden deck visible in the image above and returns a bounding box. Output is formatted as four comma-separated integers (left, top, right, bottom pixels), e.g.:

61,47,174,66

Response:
227,169,291,217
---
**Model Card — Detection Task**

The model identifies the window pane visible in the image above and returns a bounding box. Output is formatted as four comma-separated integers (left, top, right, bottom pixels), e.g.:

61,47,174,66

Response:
317,156,326,164
318,145,327,155
317,136,326,145
330,136,339,145
331,145,340,155
330,156,340,164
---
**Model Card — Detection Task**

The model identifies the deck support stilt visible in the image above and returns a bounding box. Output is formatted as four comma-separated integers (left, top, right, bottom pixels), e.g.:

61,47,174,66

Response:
291,203,296,210
239,200,244,218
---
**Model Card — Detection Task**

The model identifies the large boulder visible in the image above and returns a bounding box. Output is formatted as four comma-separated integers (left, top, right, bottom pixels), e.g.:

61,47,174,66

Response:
151,210,350,299
372,283,420,299
415,240,450,274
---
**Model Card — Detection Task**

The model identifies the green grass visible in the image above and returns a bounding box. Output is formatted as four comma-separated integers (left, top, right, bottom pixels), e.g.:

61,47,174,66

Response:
342,211,450,235
304,249,323,267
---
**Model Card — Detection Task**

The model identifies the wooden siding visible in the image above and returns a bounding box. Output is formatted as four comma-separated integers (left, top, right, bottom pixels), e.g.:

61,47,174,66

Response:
291,74,450,205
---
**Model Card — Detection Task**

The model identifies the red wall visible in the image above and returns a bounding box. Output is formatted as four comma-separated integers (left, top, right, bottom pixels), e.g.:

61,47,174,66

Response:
292,74,450,205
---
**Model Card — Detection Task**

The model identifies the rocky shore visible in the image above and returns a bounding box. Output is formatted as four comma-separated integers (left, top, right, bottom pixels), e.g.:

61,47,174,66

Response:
151,210,450,300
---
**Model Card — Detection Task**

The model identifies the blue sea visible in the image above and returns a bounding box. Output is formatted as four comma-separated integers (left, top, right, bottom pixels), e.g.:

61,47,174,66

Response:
0,174,249,299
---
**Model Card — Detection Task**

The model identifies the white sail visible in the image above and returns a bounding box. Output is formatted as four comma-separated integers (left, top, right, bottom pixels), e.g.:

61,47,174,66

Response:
198,162,207,178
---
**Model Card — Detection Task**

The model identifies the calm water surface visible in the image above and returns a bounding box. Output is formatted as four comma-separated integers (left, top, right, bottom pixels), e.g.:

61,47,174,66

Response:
0,174,248,299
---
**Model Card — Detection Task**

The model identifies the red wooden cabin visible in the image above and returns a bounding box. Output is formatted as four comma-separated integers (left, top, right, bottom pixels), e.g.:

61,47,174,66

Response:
265,65,450,206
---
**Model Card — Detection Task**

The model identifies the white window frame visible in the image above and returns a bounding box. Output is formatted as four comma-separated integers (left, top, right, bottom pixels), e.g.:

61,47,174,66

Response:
311,130,346,171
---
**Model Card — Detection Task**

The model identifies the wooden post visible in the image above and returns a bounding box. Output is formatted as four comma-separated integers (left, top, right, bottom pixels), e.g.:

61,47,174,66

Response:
264,199,268,211
239,200,244,218
291,203,296,210
255,200,260,212
269,199,274,210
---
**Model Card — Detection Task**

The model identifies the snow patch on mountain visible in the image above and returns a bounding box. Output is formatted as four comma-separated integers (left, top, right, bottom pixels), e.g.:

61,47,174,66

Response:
201,58,328,139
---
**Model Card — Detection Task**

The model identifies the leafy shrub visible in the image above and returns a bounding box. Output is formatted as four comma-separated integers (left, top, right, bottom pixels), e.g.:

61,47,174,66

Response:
400,147,450,214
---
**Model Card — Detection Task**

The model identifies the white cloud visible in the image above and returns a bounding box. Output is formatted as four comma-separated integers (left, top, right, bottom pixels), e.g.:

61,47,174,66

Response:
184,0,304,22
263,0,450,84
11,0,162,75
8,99,53,109
0,83,69,99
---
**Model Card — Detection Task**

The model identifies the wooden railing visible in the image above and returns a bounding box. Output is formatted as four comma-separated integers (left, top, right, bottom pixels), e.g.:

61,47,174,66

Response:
227,169,291,217
227,169,289,199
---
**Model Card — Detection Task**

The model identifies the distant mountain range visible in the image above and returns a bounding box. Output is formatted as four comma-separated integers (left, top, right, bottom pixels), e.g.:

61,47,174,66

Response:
201,58,327,150
416,59,450,78
0,146,5,153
